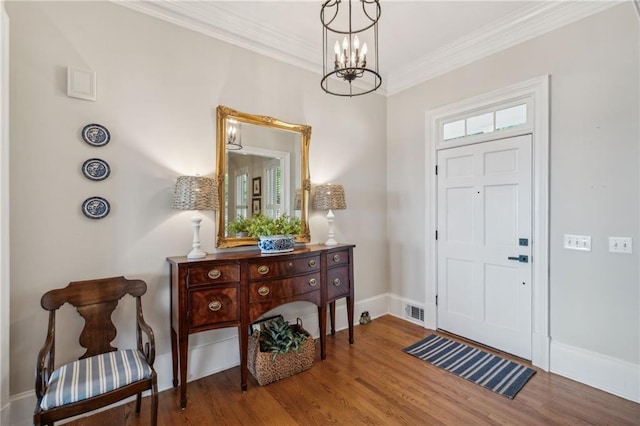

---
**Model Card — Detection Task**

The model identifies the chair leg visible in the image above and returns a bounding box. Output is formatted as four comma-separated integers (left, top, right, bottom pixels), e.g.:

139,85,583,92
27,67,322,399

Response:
135,392,142,413
151,380,158,426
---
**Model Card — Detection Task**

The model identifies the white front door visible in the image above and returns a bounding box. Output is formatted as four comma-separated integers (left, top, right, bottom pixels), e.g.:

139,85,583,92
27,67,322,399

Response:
437,134,532,359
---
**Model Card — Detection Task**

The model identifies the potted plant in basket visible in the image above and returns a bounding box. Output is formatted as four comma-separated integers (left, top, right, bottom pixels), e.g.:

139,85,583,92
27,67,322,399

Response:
259,317,309,361
248,316,315,385
247,214,301,253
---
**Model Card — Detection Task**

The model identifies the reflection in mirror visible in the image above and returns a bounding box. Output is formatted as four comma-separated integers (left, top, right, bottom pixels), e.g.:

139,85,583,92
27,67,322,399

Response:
216,106,311,248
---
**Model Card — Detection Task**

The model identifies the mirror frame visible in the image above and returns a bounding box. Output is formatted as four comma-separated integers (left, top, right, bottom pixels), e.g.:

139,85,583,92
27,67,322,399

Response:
215,105,311,248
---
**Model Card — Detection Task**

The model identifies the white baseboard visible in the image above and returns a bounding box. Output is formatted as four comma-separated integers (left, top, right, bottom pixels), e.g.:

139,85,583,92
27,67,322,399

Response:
387,293,433,328
353,293,391,324
9,390,31,426
1,401,10,426
550,340,639,403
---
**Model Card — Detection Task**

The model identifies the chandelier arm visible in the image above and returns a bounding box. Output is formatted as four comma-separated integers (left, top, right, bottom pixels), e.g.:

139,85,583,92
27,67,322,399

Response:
360,0,381,24
320,0,341,29
348,0,352,35
374,20,379,71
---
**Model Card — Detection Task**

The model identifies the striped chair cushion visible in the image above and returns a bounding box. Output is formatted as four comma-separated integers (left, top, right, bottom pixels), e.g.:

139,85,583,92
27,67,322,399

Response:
40,349,153,410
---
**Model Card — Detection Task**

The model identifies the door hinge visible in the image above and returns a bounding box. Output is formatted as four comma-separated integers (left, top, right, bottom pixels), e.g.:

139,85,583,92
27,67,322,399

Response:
435,165,438,175
435,295,438,306
435,230,438,240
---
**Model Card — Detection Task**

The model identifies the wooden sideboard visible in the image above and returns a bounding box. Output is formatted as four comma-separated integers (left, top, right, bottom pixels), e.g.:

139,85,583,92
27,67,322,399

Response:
167,243,355,409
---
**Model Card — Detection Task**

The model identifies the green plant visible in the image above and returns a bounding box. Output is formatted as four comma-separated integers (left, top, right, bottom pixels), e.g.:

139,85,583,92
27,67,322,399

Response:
258,317,309,361
227,216,251,235
247,214,301,237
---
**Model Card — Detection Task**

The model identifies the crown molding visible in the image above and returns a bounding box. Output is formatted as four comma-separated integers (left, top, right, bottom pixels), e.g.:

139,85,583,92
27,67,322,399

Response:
116,0,322,76
385,1,621,95
115,1,620,97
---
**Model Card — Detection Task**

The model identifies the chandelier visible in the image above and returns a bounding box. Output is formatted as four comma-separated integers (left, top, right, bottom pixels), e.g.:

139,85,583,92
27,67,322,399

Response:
321,0,382,97
226,119,242,150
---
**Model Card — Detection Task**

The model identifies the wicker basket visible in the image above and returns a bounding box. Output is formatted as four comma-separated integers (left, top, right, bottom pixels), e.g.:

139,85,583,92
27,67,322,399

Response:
247,320,315,386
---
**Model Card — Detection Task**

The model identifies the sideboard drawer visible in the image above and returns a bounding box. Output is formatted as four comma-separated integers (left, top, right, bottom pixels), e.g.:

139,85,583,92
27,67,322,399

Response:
326,250,349,268
249,255,320,280
249,273,320,302
188,263,240,287
189,286,239,328
327,266,350,301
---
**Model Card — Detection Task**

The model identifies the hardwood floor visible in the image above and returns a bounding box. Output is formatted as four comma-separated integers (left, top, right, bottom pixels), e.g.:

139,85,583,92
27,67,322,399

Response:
67,315,639,425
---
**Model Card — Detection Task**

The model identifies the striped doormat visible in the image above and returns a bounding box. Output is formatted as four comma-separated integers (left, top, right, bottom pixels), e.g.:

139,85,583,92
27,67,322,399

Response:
403,334,535,399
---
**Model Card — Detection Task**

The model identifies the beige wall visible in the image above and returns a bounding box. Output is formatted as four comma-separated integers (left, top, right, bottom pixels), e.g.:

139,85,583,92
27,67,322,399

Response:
6,0,387,396
387,3,639,365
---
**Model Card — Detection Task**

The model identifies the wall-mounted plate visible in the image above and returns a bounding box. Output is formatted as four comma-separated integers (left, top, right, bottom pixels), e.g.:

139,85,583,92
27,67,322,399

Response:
82,158,110,181
82,196,110,219
82,123,110,147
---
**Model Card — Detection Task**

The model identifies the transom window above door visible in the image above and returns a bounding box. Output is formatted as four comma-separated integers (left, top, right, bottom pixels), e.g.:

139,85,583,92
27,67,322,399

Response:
442,102,528,141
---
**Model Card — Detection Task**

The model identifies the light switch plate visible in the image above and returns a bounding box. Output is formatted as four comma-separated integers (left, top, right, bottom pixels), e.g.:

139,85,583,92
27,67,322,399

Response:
609,237,632,254
563,234,591,251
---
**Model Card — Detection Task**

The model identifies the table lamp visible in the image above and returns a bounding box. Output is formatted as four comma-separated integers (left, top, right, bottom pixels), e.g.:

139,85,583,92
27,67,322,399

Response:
172,175,218,259
312,183,346,246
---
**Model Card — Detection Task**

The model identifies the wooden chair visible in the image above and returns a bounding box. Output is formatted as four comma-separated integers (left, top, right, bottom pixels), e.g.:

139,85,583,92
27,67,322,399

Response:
34,276,158,426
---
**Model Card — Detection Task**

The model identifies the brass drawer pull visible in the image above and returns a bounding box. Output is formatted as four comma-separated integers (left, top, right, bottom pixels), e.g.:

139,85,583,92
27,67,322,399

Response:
308,278,317,287
333,254,341,262
207,269,221,280
308,259,317,267
258,286,270,296
257,265,270,275
208,301,222,311
333,278,341,286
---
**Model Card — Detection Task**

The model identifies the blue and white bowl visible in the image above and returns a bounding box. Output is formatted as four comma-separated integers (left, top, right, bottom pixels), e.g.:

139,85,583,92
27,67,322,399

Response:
258,235,296,253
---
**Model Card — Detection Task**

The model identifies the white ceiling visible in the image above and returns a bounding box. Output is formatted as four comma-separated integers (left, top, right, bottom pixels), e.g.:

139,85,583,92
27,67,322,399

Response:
118,1,619,95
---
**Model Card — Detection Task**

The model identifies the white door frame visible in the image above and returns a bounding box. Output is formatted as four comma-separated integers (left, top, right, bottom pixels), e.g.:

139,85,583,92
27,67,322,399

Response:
0,1,10,422
425,75,550,370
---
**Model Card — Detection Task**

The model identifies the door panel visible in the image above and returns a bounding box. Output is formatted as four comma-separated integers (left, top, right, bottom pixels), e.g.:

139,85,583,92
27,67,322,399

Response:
437,135,532,359
445,258,474,318
446,187,474,242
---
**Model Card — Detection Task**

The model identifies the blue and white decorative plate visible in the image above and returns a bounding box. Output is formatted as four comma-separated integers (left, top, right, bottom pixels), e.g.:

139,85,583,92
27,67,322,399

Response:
82,196,110,219
82,124,110,147
82,158,110,181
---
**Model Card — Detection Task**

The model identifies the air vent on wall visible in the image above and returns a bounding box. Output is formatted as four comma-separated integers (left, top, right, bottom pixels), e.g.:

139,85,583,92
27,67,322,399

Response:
405,304,424,322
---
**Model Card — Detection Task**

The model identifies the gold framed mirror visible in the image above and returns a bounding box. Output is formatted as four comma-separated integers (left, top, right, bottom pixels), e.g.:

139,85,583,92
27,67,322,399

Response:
215,105,311,248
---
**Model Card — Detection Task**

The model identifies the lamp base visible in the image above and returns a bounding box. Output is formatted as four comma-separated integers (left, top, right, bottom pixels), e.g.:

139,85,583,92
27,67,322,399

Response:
187,215,207,259
324,209,338,246
187,248,207,259
324,238,338,246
